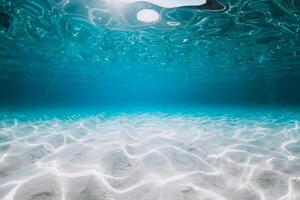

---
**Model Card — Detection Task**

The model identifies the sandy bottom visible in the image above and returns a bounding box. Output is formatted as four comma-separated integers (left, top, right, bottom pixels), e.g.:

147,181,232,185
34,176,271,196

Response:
0,113,300,200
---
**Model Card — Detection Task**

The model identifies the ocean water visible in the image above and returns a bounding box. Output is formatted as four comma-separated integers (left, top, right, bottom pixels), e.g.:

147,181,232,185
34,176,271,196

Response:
1,0,300,199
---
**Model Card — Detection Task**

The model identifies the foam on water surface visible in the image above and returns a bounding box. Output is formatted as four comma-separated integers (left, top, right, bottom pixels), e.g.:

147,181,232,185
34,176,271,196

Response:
119,0,207,8
0,110,300,200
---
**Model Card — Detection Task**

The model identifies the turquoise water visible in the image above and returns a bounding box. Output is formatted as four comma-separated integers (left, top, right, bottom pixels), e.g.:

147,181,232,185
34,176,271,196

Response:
1,0,300,199
0,0,300,106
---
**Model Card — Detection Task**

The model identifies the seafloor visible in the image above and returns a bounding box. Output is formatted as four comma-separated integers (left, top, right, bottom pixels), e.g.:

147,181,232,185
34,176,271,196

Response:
0,110,300,200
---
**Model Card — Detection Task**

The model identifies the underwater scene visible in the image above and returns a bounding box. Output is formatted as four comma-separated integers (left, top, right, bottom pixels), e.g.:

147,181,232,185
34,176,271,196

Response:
1,0,300,199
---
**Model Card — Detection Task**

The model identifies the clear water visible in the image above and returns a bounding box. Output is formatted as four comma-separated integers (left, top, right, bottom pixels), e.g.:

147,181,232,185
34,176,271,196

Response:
0,0,300,199
1,0,300,105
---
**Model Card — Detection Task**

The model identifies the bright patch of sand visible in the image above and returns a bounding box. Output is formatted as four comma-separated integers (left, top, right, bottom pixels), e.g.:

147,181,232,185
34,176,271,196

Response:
0,113,300,200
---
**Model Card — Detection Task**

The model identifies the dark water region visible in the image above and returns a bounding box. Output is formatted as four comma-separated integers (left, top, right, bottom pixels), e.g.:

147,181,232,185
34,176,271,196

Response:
0,0,300,108
1,76,300,108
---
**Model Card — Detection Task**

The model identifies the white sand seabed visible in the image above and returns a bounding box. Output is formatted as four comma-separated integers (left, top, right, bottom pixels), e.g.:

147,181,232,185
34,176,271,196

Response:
0,113,300,200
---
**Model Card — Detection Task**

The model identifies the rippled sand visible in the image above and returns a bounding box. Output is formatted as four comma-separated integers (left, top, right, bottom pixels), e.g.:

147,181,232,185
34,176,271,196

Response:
0,113,300,200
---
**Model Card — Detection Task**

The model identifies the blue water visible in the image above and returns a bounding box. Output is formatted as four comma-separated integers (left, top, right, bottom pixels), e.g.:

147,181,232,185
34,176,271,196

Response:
0,0,300,107
0,0,300,199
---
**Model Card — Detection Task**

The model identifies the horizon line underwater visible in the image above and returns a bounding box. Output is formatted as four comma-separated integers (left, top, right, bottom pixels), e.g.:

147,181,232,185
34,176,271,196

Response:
0,0,300,199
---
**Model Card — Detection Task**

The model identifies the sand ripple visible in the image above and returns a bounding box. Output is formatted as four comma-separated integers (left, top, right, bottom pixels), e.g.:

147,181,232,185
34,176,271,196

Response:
0,113,300,200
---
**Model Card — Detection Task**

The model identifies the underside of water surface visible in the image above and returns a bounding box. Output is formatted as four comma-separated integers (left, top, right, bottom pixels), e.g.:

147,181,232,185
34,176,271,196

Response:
0,0,300,200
